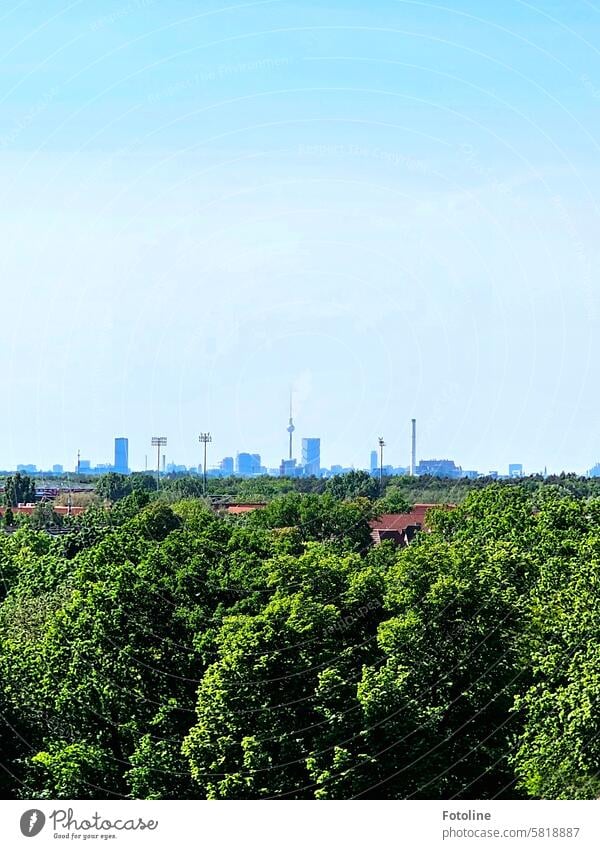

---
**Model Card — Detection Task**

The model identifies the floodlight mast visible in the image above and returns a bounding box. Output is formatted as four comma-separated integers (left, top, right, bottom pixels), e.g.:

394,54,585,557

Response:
378,436,386,490
199,433,212,495
151,437,167,489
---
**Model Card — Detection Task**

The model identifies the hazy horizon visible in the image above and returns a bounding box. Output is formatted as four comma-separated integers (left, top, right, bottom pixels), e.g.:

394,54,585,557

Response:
2,1,599,474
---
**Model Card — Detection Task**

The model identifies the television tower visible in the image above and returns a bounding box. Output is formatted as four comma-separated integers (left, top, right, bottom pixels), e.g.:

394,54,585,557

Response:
287,391,295,460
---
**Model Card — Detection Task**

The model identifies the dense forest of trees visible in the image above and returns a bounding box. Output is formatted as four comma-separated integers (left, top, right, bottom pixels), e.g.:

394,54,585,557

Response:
92,467,600,506
0,476,599,799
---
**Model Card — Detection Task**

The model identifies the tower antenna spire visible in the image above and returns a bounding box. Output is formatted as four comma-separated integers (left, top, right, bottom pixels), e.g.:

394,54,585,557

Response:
287,388,295,460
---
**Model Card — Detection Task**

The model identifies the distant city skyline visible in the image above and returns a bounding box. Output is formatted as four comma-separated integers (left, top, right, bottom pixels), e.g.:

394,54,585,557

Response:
5,422,600,479
1,2,599,474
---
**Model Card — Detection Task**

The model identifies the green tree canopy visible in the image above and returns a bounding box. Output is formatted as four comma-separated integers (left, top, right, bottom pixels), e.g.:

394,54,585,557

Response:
4,473,36,507
0,483,599,800
95,473,132,503
326,470,380,501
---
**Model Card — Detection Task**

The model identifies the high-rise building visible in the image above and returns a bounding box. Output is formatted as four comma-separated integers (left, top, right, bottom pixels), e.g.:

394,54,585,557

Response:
167,463,188,474
114,437,129,474
236,452,261,476
330,465,354,475
370,450,378,473
588,462,600,478
220,456,234,476
416,459,461,478
302,438,321,477
508,463,523,478
280,458,300,477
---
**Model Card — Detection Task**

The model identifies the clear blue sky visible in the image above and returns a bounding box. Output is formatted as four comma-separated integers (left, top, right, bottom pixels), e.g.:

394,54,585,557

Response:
1,0,599,473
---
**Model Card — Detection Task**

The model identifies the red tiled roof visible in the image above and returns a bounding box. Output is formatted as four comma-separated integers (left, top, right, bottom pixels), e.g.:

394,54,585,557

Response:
0,505,85,516
224,503,266,514
369,503,455,545
370,503,440,533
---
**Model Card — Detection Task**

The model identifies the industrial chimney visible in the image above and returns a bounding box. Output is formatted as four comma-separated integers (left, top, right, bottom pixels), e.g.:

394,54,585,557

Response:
410,418,417,476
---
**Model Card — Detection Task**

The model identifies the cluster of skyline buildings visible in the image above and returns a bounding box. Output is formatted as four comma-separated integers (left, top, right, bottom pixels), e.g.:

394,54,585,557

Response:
5,414,600,480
